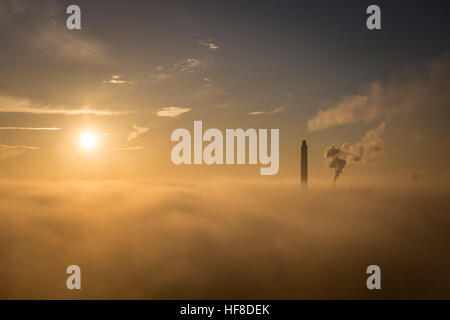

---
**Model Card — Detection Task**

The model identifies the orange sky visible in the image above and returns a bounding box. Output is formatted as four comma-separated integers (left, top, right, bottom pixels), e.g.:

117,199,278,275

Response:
0,0,449,189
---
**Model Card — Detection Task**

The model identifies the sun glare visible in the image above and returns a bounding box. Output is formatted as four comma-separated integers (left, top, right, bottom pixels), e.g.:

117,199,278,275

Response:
80,131,98,150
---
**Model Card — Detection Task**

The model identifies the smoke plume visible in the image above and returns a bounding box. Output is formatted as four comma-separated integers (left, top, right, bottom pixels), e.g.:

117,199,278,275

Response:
325,122,385,186
308,55,450,131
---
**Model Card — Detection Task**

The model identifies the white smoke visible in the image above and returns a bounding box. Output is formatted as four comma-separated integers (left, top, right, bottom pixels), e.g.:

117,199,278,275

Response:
325,122,386,186
308,55,450,131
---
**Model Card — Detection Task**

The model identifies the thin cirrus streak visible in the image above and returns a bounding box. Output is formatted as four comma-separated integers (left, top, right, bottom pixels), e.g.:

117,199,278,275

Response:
0,144,39,150
0,106,133,116
0,127,62,131
248,111,266,115
248,102,289,116
0,94,134,116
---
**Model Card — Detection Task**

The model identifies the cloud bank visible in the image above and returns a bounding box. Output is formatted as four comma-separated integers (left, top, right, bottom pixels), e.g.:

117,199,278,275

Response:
0,179,449,299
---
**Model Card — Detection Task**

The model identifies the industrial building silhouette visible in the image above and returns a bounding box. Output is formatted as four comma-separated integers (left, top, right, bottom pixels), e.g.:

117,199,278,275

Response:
301,140,308,187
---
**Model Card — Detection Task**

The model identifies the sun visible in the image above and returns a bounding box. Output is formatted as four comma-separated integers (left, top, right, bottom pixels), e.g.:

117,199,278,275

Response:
80,131,98,150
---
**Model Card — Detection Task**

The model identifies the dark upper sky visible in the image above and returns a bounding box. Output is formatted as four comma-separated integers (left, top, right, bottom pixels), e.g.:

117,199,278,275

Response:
2,0,449,103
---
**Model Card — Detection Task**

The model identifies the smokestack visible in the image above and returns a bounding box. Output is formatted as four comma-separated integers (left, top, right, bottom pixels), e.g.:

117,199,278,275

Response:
301,140,308,187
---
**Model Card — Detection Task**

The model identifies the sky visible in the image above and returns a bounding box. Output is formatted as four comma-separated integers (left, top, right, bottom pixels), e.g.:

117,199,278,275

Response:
0,0,450,300
0,0,449,185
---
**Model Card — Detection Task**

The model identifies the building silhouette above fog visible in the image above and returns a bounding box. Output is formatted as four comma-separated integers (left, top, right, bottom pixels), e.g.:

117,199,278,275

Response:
301,140,308,187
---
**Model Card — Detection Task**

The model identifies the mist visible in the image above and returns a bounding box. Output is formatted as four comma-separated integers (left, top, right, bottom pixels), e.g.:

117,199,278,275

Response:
0,179,449,299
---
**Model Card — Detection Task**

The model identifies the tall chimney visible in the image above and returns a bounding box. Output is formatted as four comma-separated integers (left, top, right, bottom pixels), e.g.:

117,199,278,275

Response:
301,140,308,187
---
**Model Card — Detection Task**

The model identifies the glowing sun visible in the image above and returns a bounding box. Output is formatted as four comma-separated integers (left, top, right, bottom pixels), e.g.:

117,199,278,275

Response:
80,131,98,150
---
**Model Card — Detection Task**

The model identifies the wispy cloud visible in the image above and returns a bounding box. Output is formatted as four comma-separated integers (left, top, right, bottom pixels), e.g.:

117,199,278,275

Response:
269,102,288,114
170,58,212,73
0,95,133,116
102,75,134,85
127,125,149,142
248,111,266,115
157,107,191,117
0,127,62,131
150,72,173,83
202,78,213,88
0,144,39,150
0,106,131,116
198,39,219,50
150,58,213,83
248,102,289,115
